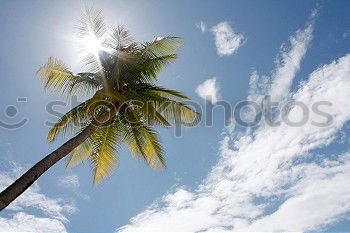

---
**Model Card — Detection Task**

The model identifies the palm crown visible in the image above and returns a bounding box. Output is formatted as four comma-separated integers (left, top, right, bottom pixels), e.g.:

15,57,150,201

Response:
37,8,199,184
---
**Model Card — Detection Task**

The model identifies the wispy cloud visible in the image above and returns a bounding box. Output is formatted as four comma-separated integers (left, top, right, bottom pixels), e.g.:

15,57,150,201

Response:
0,163,76,232
248,16,315,104
195,77,220,104
244,154,350,231
118,13,350,231
268,21,314,102
211,21,245,56
196,21,206,33
59,173,89,200
59,174,80,189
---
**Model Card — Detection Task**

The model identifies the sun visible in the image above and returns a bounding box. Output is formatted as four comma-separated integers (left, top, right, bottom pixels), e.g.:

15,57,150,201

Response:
83,34,103,55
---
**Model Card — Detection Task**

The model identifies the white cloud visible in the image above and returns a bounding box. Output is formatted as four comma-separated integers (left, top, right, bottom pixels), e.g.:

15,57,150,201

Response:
195,78,220,104
118,12,350,231
0,163,76,232
58,173,89,200
244,155,350,231
196,21,206,33
0,212,66,233
248,18,314,104
59,174,80,189
268,23,314,102
211,21,245,56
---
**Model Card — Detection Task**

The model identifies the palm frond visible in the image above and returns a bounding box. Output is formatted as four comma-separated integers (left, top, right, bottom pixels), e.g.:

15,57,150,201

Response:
66,140,92,168
77,7,106,41
122,116,165,169
141,102,172,127
89,122,122,184
142,37,183,58
127,54,177,82
160,100,200,127
127,86,199,127
75,7,108,73
47,98,93,142
107,26,134,50
37,57,101,96
138,125,165,169
119,54,178,87
136,84,190,99
81,54,104,73
119,38,182,83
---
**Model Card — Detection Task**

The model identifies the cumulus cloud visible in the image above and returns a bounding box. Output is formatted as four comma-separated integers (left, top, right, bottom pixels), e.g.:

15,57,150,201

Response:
0,163,76,232
211,21,245,56
195,77,220,104
118,13,350,232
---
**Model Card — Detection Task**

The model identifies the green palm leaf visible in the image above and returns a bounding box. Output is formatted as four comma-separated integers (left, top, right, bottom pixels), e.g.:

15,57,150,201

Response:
142,37,183,58
37,57,101,97
66,140,92,168
89,124,121,184
48,98,94,142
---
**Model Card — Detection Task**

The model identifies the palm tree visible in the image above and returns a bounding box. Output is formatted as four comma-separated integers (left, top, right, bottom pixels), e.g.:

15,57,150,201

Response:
0,8,198,211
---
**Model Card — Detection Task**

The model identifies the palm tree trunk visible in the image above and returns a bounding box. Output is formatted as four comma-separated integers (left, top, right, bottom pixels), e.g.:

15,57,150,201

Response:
0,105,119,211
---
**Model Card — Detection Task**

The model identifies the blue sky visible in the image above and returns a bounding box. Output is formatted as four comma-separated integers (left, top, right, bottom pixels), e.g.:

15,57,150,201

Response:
0,0,350,232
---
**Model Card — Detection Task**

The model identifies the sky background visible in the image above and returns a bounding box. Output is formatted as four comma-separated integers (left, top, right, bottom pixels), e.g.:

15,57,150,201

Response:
0,0,350,232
